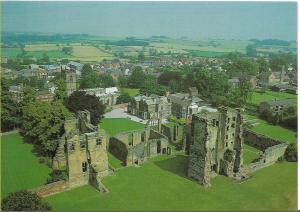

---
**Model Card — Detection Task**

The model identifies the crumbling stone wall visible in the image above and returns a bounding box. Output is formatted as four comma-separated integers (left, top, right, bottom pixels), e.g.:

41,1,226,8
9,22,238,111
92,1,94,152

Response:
109,128,169,166
188,107,244,187
243,129,281,151
161,123,184,144
52,110,110,192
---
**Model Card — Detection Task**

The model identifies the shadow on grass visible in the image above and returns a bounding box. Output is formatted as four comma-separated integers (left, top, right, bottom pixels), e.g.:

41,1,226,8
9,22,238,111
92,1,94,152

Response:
154,155,189,180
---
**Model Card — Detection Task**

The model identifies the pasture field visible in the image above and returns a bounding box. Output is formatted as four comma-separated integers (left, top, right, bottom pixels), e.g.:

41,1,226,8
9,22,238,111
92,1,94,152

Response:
46,154,297,211
1,133,51,197
100,118,145,136
120,88,140,97
1,47,22,57
248,90,297,106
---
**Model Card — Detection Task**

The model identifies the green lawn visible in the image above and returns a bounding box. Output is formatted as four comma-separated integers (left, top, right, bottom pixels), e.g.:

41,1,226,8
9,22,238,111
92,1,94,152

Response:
26,50,70,59
46,154,297,211
108,152,123,169
251,122,297,144
1,133,51,197
120,88,140,97
244,113,297,144
249,91,297,106
100,118,145,136
243,144,261,164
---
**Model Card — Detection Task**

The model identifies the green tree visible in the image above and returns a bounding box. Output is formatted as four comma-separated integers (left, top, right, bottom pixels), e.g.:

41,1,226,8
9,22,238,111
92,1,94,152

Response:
128,66,145,88
284,143,297,162
1,190,51,211
21,100,72,156
54,79,67,100
100,74,115,87
117,92,132,104
65,91,106,125
80,64,102,89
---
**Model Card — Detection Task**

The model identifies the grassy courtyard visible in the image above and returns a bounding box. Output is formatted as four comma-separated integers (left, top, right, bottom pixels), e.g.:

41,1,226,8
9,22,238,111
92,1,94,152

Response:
46,154,297,211
100,118,145,136
1,133,51,197
243,144,261,164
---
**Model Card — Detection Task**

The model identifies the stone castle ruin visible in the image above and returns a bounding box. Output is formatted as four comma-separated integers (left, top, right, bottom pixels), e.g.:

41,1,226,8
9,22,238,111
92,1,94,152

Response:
52,110,110,192
188,107,244,187
109,118,171,166
243,129,289,172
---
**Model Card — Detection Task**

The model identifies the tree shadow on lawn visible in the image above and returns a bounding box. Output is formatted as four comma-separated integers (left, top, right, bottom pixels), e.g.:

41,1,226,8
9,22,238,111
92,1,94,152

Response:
154,155,189,180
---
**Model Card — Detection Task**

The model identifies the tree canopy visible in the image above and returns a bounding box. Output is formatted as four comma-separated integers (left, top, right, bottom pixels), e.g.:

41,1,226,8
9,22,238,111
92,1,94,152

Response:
64,90,106,125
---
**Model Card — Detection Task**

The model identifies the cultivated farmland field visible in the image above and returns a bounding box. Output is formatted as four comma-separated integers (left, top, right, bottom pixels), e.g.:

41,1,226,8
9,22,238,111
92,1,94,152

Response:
1,133,51,197
46,154,297,211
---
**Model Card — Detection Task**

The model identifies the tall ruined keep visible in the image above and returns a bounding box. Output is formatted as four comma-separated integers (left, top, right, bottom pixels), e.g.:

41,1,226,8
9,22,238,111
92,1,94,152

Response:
188,107,244,187
62,69,77,96
52,110,110,192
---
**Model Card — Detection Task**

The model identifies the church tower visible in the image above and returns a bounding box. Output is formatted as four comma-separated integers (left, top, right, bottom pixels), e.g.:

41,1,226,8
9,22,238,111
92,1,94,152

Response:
62,68,77,96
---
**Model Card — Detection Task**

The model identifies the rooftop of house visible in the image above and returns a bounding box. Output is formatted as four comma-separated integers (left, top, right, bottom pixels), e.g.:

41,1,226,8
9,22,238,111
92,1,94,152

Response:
168,93,203,106
134,94,170,105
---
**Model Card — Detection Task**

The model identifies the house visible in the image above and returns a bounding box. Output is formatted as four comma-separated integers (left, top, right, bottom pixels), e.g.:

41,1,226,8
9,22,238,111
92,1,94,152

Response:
188,87,199,96
128,94,172,119
81,87,120,106
36,90,55,102
9,85,23,102
20,68,48,79
259,99,297,117
270,84,297,95
168,93,206,119
228,76,256,88
68,61,84,77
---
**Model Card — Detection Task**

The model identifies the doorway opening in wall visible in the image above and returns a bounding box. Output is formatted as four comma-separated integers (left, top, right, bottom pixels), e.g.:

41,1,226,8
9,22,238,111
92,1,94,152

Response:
162,148,166,154
157,141,161,153
134,159,139,165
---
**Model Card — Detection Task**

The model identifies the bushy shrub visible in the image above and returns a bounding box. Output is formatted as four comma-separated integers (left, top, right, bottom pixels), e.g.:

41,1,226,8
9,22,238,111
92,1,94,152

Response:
46,169,68,184
1,190,51,211
284,143,297,162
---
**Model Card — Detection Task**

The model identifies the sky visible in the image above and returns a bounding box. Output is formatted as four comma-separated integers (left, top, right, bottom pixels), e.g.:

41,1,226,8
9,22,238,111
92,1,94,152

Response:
2,1,297,41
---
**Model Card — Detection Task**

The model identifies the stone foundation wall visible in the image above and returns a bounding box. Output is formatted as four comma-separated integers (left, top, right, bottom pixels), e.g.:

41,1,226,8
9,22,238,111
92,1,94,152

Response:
30,181,69,197
243,129,282,151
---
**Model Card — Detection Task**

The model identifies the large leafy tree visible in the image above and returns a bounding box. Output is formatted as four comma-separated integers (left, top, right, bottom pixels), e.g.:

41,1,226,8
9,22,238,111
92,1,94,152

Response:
80,64,102,89
65,90,106,125
1,190,51,211
127,66,146,88
1,78,21,132
54,79,67,101
21,100,72,157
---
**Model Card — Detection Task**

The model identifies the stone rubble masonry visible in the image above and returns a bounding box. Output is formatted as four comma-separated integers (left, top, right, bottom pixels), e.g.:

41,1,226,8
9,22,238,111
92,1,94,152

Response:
188,107,244,187
52,110,110,192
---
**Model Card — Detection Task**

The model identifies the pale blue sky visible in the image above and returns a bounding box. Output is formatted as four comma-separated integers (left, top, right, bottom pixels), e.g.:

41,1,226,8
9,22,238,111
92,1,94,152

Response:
2,2,297,40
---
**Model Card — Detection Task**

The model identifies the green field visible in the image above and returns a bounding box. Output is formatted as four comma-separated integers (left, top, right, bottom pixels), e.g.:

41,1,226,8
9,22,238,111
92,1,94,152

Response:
46,154,297,211
120,88,140,97
251,122,297,144
1,48,22,57
249,91,297,106
245,113,297,144
1,133,51,197
243,144,261,164
100,118,145,136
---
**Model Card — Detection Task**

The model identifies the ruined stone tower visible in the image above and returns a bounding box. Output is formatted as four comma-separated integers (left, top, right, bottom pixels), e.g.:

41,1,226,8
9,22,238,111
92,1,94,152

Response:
187,107,244,187
62,69,77,96
52,110,110,192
